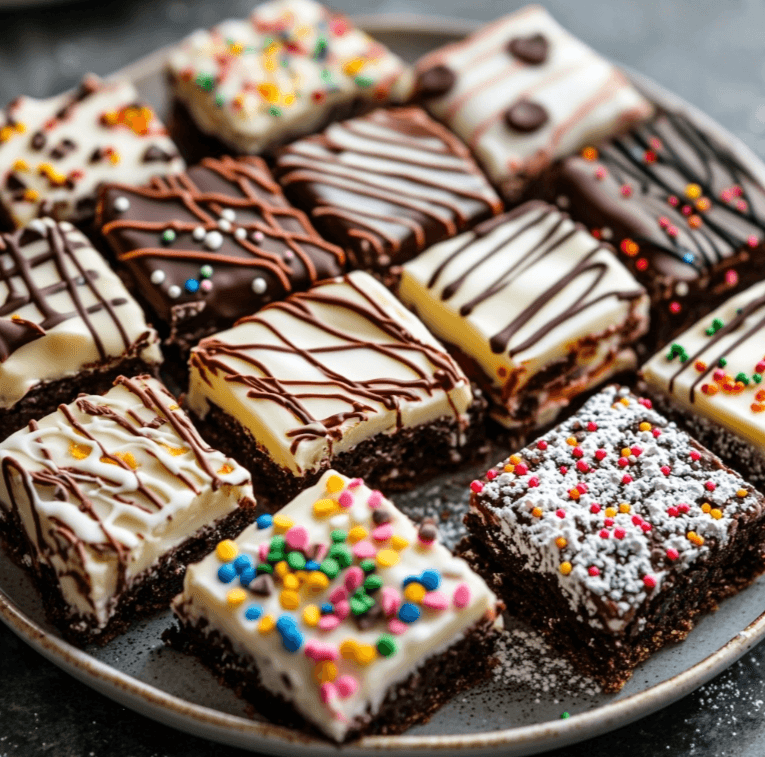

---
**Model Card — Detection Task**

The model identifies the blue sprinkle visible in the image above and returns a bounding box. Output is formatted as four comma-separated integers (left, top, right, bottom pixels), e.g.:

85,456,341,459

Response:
185,278,200,293
682,252,695,265
239,566,257,586
320,602,334,614
419,569,441,591
398,603,421,624
276,614,297,634
234,554,253,574
256,514,274,530
401,575,419,588
305,560,320,571
217,563,237,583
245,605,262,621
281,629,303,653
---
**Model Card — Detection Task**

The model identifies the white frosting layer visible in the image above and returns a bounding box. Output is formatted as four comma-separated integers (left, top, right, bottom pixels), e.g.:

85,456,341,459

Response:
399,202,649,428
175,469,499,741
0,375,254,630
0,218,163,409
0,76,184,227
416,5,653,193
168,0,414,155
187,270,473,476
642,280,765,455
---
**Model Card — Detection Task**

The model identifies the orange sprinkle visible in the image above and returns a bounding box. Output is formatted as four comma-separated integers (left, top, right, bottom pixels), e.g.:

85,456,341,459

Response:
701,503,711,513
639,421,652,432
581,146,598,161
619,503,631,514
566,437,578,446
531,507,543,518
555,537,567,549
710,509,723,520
509,454,522,465
737,489,748,498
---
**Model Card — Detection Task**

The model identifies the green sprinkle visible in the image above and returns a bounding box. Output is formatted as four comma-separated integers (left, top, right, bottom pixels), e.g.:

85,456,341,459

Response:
269,106,282,117
161,229,176,244
735,372,750,385
712,318,724,330
355,75,373,87
286,551,306,570
270,536,285,550
719,357,727,368
364,575,383,593
376,634,397,657
561,711,570,720
360,559,376,574
754,374,762,384
313,37,327,59
267,551,284,564
320,557,340,579
199,264,213,279
215,93,225,107
256,562,273,575
350,597,368,615
328,543,352,568
195,73,215,92
330,529,347,543
705,327,715,336
320,68,332,81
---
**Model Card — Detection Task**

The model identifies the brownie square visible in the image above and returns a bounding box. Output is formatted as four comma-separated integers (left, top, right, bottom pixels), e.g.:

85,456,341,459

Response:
542,111,765,346
415,5,653,202
641,280,765,489
0,75,184,228
185,271,482,507
96,155,346,354
0,218,163,438
0,375,257,647
464,385,765,692
167,469,501,742
274,106,503,277
166,0,414,157
398,201,650,433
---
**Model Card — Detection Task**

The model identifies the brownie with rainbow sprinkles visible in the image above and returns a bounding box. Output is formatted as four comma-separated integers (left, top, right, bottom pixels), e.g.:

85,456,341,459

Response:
167,469,501,742
463,384,765,692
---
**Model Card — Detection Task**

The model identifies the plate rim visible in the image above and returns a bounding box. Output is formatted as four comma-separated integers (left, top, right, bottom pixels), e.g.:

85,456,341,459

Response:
4,12,765,756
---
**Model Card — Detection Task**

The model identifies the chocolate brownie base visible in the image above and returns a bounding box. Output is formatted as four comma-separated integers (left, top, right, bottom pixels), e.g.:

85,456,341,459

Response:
189,396,489,511
0,499,257,648
462,499,765,693
0,352,161,439
163,609,500,742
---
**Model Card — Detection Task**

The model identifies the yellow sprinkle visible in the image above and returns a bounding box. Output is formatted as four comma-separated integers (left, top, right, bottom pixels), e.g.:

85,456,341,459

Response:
0,125,14,142
283,573,300,591
559,561,572,576
12,159,28,172
619,503,631,514
532,507,543,518
737,488,748,498
282,93,295,106
263,56,277,72
348,526,368,543
257,82,280,103
687,531,705,546
216,540,238,562
227,588,247,606
340,639,359,659
109,152,120,165
294,570,308,585
341,639,377,666
313,498,338,517
555,537,567,549
100,451,139,469
23,189,39,202
160,442,188,456
306,571,330,591
621,448,632,458
566,436,577,446
620,397,630,406
274,561,289,579
685,183,702,199
343,57,365,76
639,422,652,432
303,605,320,627
404,583,426,603
605,507,617,518
168,404,180,411
68,441,91,460
313,661,337,684
701,503,711,513
355,644,377,666
376,549,399,568
280,589,300,610
504,464,515,474
217,463,234,475
229,42,244,55
14,122,25,133
326,474,345,493
390,535,409,551
711,509,723,520
509,454,522,465
273,514,294,533
258,614,275,634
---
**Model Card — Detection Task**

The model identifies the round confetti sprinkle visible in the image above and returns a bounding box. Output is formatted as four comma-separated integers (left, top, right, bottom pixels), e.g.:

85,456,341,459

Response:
245,605,262,621
192,226,206,241
217,563,237,583
150,270,166,285
113,196,130,212
398,602,420,623
251,277,268,294
161,229,176,244
216,540,238,562
204,230,224,250
199,264,213,278
185,278,200,293
168,285,181,299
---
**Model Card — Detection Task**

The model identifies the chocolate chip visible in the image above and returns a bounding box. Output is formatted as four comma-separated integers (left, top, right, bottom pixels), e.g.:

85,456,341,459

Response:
31,131,46,150
507,33,549,65
372,509,391,525
418,518,439,543
417,65,456,98
6,173,26,192
504,99,548,133
90,148,104,163
249,573,274,596
50,138,77,160
143,144,176,163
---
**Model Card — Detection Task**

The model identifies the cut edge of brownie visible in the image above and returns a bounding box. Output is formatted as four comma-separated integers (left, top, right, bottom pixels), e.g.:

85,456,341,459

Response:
162,606,501,743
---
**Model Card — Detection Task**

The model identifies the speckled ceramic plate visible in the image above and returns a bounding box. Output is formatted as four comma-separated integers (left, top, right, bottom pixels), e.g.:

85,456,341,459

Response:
2,14,765,757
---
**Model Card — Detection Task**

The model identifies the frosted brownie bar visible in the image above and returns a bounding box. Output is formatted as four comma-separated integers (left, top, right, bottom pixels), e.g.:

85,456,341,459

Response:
415,5,652,202
0,218,162,438
642,280,765,489
0,75,184,228
167,469,501,742
398,201,649,432
186,270,481,507
167,0,414,156
274,107,503,277
0,375,256,647
464,385,765,691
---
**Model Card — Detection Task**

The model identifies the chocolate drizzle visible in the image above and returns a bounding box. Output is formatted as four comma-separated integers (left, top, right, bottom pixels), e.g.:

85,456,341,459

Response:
275,107,502,272
191,274,468,455
0,220,131,361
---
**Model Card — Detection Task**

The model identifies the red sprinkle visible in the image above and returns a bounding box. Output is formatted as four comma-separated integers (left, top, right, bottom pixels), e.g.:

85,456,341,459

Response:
666,548,679,561
638,397,653,409
599,529,609,539
689,450,701,462
705,481,717,492
486,469,498,480
667,506,679,517
595,449,607,461
537,440,548,451
660,465,671,476
643,575,657,589
604,517,615,527
652,428,662,438
576,461,590,473
618,457,629,468
590,504,601,514
622,474,633,484
632,515,643,525
556,509,566,519
588,566,600,577
614,527,626,540
587,422,598,432
572,446,584,458
678,503,690,514
631,446,643,457
560,466,568,475
515,463,529,476
641,523,653,532
528,476,540,488
470,480,483,493
577,482,588,494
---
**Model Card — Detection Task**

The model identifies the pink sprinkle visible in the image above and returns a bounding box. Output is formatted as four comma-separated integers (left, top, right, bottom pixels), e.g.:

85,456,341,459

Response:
736,199,748,212
661,465,671,476
338,491,354,508
725,269,739,286
486,469,498,480
348,478,363,489
713,369,726,381
515,463,529,476
590,503,601,514
681,204,692,216
595,166,607,180
200,279,213,292
528,476,540,488
667,506,679,517
618,457,629,468
690,450,701,462
573,446,584,458
595,449,607,461
258,542,269,562
641,523,652,532
587,422,598,432
344,566,364,592
678,503,690,514
334,600,350,620
614,527,626,540
604,518,614,527
556,509,566,519
320,682,337,703
705,481,717,492
588,566,600,577
367,490,383,509
666,548,679,561
318,615,341,632
658,215,670,229
453,583,471,609
757,360,765,373
652,428,662,438
576,461,589,473
422,591,449,611
537,440,548,450
639,397,653,409
667,225,679,238
329,586,348,604
622,474,633,484
388,618,408,635
329,18,348,35
380,587,401,617
352,540,376,560
305,641,340,662
599,529,609,539
336,675,358,698
285,525,309,551
372,523,394,542
721,189,733,203
620,184,633,197
643,575,657,589
560,466,568,475
577,482,588,494
313,543,329,563
748,235,760,248
732,185,743,197
667,195,679,207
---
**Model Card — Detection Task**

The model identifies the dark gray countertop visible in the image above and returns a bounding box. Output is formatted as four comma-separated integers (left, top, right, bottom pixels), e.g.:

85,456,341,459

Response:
1,1,765,756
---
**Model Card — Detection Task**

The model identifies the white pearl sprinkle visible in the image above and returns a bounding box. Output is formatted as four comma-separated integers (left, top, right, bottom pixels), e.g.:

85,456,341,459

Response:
151,270,166,285
192,226,206,242
113,196,130,213
251,277,267,294
234,227,247,240
168,285,182,299
205,231,224,251
676,282,689,297
218,219,232,232
600,226,613,240
220,208,236,222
